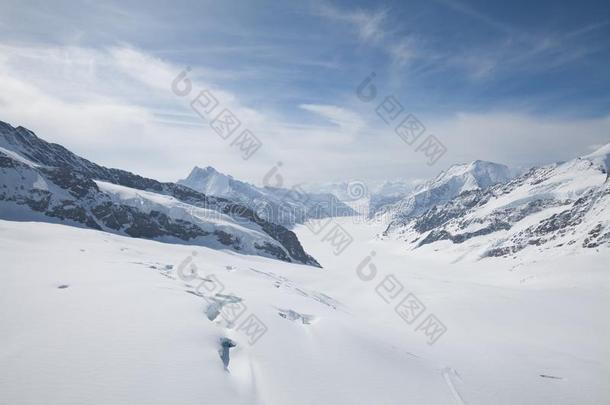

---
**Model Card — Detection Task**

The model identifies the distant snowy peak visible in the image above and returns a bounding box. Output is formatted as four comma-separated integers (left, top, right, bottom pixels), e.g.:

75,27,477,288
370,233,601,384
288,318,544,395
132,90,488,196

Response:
371,180,411,197
582,143,610,173
0,120,320,267
300,181,353,202
179,166,357,227
180,166,234,196
383,145,610,259
382,160,513,221
422,160,512,194
303,179,410,201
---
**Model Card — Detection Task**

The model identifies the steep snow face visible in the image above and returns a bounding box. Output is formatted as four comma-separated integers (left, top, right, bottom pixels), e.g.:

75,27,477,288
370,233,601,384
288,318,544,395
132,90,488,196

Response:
382,160,513,222
416,160,513,196
0,120,320,266
180,166,233,196
583,143,610,173
94,180,299,258
179,166,356,227
179,166,264,206
384,144,610,259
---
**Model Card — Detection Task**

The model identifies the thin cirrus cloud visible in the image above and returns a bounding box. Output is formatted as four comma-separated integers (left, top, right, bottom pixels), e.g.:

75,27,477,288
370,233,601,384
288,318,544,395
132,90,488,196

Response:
299,104,366,133
0,42,380,183
314,0,609,87
311,2,418,68
311,2,388,43
0,1,609,187
1,41,609,187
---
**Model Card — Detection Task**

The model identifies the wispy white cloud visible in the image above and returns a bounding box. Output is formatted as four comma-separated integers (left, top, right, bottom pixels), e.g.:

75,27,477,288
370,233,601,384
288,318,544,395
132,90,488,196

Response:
314,0,609,83
432,112,610,168
1,40,608,187
0,43,270,181
299,104,365,133
312,2,388,43
432,0,610,81
432,0,515,34
312,1,420,67
351,8,388,43
388,38,418,68
0,42,376,184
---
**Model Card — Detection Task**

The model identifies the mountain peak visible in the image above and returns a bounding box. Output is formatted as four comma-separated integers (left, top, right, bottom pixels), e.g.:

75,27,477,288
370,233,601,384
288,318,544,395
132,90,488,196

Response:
186,165,235,182
424,160,511,193
583,143,610,171
180,166,233,196
382,159,513,222
191,165,221,175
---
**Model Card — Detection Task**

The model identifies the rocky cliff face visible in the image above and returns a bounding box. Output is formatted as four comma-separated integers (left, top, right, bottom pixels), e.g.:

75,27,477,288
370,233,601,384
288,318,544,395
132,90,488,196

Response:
0,121,320,267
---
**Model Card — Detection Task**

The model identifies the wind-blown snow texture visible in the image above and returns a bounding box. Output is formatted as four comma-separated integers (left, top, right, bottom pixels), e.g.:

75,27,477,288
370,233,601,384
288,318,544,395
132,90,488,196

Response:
1,217,608,404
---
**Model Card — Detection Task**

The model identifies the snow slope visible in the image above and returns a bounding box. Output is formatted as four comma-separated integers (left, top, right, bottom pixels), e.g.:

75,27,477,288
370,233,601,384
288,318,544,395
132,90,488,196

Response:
384,144,610,259
0,120,319,266
0,218,608,404
378,160,513,222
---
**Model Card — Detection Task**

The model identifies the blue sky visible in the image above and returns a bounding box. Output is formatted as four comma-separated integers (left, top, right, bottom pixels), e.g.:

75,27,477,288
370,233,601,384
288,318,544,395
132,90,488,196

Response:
1,0,609,186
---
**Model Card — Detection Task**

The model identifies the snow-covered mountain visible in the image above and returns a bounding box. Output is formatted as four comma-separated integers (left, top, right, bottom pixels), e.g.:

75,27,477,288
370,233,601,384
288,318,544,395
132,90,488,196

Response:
372,180,412,197
368,180,412,218
300,180,366,202
383,145,610,259
302,179,410,203
0,120,319,266
1,121,608,405
376,160,513,221
301,179,412,220
178,166,356,227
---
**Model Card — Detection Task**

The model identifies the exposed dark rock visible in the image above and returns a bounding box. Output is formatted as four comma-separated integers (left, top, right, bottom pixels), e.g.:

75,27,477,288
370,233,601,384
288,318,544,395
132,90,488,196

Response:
0,120,320,267
386,156,610,258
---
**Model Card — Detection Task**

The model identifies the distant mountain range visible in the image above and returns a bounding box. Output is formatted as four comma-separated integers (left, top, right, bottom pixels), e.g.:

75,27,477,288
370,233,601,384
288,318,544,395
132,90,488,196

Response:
178,166,356,228
1,119,607,264
300,179,411,218
300,149,609,259
303,163,515,222
383,145,610,259
376,160,514,220
367,180,413,218
0,120,320,267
